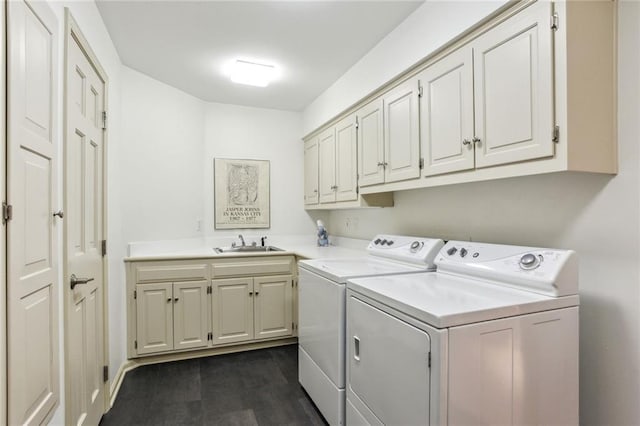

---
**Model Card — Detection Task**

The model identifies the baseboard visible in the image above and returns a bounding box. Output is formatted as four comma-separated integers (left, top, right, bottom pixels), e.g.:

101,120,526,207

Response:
108,360,136,409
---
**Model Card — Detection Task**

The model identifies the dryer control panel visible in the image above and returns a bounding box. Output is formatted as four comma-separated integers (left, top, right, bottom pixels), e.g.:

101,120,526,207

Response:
436,241,578,297
367,235,444,268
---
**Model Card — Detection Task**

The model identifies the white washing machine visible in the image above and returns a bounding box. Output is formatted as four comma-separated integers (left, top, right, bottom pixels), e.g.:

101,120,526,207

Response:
346,240,580,426
298,235,444,425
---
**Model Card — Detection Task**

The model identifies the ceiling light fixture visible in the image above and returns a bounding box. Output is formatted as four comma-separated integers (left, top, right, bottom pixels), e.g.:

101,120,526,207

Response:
230,59,276,87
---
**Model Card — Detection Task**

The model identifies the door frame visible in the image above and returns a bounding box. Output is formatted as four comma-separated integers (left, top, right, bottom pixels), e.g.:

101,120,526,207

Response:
62,8,111,419
1,0,7,423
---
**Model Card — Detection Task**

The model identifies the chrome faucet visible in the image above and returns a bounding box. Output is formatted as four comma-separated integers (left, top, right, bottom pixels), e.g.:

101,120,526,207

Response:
238,234,246,246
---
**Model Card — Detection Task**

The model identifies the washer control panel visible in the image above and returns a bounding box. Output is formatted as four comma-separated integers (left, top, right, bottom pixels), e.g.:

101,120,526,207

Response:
367,235,444,268
437,240,578,297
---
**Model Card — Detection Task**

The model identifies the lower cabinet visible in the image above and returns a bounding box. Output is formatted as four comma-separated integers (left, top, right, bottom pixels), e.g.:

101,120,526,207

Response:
213,275,294,345
127,257,297,358
135,280,209,355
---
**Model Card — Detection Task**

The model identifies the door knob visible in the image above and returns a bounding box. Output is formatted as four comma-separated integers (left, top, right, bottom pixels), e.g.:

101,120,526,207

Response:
70,274,94,290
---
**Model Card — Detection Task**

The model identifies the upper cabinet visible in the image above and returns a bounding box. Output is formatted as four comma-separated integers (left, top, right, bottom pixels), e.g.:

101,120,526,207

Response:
357,98,385,187
303,0,616,206
419,47,474,176
318,115,358,203
472,1,554,168
303,137,319,205
420,2,553,177
383,78,421,184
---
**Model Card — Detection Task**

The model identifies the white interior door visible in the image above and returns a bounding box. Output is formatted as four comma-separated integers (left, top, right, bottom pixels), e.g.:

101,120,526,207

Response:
6,1,60,424
65,18,107,425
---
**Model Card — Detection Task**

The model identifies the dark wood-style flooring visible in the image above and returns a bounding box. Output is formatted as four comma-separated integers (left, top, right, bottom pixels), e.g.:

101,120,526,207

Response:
99,344,327,426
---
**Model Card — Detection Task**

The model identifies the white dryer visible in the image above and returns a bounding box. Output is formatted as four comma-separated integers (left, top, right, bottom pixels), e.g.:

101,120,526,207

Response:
298,235,444,425
346,240,580,426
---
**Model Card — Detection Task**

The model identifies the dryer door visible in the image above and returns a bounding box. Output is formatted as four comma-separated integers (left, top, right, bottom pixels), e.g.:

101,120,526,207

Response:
347,295,431,425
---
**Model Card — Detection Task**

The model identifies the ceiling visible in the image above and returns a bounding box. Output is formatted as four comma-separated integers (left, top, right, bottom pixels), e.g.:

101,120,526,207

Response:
96,1,424,111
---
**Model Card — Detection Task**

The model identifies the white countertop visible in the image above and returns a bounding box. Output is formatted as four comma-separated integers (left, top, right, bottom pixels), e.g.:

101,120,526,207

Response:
124,235,368,262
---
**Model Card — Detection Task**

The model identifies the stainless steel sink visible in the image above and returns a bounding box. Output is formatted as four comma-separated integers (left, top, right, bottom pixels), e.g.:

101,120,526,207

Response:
213,245,284,254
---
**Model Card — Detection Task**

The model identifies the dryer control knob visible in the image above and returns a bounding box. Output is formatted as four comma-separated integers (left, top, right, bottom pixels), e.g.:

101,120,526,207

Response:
447,247,458,256
519,253,540,270
410,241,421,253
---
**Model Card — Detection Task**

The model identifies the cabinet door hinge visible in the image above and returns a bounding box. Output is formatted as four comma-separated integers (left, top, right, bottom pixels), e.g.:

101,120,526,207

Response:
207,285,212,294
428,352,431,368
553,125,560,143
356,186,359,195
103,365,109,382
551,12,559,31
419,158,424,169
355,116,359,130
207,332,213,341
292,322,295,331
102,111,108,130
133,290,137,299
2,202,13,225
134,340,138,349
101,239,107,257
418,84,424,98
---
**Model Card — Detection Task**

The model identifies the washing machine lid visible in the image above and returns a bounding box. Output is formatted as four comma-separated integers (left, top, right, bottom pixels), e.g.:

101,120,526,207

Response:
299,257,429,284
347,272,580,328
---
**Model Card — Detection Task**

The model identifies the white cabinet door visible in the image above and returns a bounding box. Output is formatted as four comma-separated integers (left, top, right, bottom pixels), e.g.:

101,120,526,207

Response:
136,283,173,355
335,114,358,202
304,137,319,205
254,275,293,340
212,278,254,345
473,1,554,168
318,127,337,203
173,281,209,351
357,98,385,187
420,47,475,176
384,78,421,183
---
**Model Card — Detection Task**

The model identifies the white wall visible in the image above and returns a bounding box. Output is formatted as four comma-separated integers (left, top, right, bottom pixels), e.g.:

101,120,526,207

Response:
302,0,508,135
308,1,640,424
203,102,319,239
120,67,206,242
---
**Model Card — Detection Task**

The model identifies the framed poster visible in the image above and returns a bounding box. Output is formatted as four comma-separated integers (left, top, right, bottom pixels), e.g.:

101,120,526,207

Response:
214,158,270,229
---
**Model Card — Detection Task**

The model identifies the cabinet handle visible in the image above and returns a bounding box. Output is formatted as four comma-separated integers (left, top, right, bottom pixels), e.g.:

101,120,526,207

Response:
331,185,338,190
53,210,64,219
255,291,259,296
354,336,361,362
249,291,254,297
313,189,318,193
174,298,179,303
167,298,172,303
462,139,472,146
472,136,481,145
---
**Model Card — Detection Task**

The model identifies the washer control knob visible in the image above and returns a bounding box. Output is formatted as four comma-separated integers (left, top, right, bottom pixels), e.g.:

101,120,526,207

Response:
374,238,381,245
410,241,421,253
447,247,458,256
520,253,540,270
460,248,468,258
387,240,394,246
381,239,388,246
